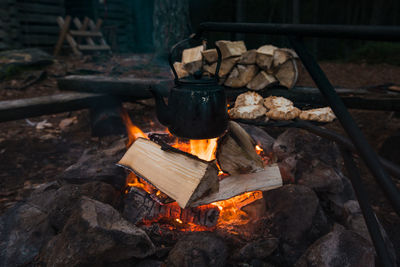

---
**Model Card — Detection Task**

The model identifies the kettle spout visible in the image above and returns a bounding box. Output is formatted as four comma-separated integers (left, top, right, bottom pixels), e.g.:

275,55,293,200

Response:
149,87,171,126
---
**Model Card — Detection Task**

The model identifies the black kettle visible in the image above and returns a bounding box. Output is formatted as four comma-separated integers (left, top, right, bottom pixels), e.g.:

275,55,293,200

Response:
150,36,228,140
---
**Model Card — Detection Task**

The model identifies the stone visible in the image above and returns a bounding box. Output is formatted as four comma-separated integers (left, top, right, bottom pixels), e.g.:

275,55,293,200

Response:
167,232,227,267
277,155,297,184
59,139,127,189
379,130,400,166
137,259,165,267
40,197,155,266
29,181,121,232
273,128,342,170
0,202,55,266
239,238,279,260
263,185,329,263
295,224,375,267
297,163,344,193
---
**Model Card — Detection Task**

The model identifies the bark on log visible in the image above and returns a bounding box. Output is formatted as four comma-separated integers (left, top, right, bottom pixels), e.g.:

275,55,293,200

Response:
118,138,219,208
190,165,282,207
124,187,220,227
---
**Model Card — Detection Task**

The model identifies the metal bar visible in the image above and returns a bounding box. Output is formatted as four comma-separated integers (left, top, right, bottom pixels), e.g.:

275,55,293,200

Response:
341,149,395,267
288,36,400,216
197,22,400,41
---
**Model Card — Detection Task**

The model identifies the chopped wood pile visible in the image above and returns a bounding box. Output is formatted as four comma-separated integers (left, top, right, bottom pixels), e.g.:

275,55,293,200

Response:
175,40,299,89
229,91,336,122
118,122,282,209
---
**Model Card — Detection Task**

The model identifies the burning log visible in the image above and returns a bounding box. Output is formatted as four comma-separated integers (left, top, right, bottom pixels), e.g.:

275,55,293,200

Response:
217,121,264,175
124,187,220,227
118,138,219,208
189,165,282,207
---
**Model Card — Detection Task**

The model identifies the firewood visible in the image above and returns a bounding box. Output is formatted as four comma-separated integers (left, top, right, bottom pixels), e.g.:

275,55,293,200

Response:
190,165,282,207
256,45,277,70
217,121,264,175
118,138,219,208
247,71,278,91
124,187,220,227
224,64,258,88
182,45,204,75
203,57,240,77
215,40,247,59
201,49,218,64
273,49,292,68
173,62,189,78
274,58,298,89
238,49,257,65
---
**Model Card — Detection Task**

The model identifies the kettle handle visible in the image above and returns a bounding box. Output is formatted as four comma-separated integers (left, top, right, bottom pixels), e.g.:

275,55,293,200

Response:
169,35,222,82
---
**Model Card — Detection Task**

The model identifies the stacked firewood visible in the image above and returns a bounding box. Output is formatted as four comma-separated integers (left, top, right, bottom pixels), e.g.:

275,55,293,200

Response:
173,40,299,90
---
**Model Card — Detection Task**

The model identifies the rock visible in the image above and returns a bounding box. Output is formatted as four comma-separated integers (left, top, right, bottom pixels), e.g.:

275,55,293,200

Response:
297,163,344,193
343,201,397,264
59,139,127,189
40,197,155,266
264,185,328,244
277,155,297,184
263,185,329,263
137,259,165,267
379,130,400,166
167,232,227,267
273,128,342,170
239,238,279,260
0,48,53,80
295,224,375,267
0,202,55,266
29,181,121,232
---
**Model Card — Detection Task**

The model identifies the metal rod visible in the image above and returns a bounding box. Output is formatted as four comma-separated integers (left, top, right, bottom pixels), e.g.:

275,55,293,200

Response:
341,149,395,267
288,36,400,216
197,22,400,41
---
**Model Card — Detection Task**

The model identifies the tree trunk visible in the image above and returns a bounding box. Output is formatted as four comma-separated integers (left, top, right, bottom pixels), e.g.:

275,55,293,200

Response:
152,0,191,59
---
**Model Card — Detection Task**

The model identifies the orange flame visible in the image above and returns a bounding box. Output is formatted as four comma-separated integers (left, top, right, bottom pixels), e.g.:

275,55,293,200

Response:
120,109,147,147
120,108,263,232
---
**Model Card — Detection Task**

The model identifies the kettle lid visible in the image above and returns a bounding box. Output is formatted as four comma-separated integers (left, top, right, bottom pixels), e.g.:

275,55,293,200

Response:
176,70,218,85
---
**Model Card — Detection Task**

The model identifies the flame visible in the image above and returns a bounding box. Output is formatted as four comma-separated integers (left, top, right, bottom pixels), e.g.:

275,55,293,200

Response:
121,109,147,147
120,108,263,232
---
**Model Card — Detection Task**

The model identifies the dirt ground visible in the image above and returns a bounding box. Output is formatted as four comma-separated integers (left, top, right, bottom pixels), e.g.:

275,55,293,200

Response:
1,55,400,259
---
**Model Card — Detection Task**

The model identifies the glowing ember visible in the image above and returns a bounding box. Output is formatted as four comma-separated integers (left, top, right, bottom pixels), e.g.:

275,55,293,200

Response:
120,108,264,231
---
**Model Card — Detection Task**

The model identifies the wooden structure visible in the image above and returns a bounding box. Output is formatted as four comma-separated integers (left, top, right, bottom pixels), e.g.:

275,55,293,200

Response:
0,0,20,50
65,0,133,52
17,0,65,49
54,16,111,56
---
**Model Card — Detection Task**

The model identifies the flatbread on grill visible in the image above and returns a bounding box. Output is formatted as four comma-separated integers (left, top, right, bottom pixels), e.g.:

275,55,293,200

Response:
299,107,336,122
229,105,267,120
266,105,301,120
234,91,264,107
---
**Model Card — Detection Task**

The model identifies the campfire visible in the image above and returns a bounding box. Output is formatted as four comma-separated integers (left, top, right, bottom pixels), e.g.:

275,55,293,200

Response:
119,109,276,233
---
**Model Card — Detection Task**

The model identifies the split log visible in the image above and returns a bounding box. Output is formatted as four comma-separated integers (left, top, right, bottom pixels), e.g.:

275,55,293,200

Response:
190,165,282,207
215,40,247,59
182,45,204,74
256,45,277,70
273,49,292,68
118,138,219,208
274,58,298,89
201,49,218,64
203,57,239,77
224,64,258,88
247,71,278,91
238,49,257,65
173,62,189,78
217,121,264,175
124,187,220,227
